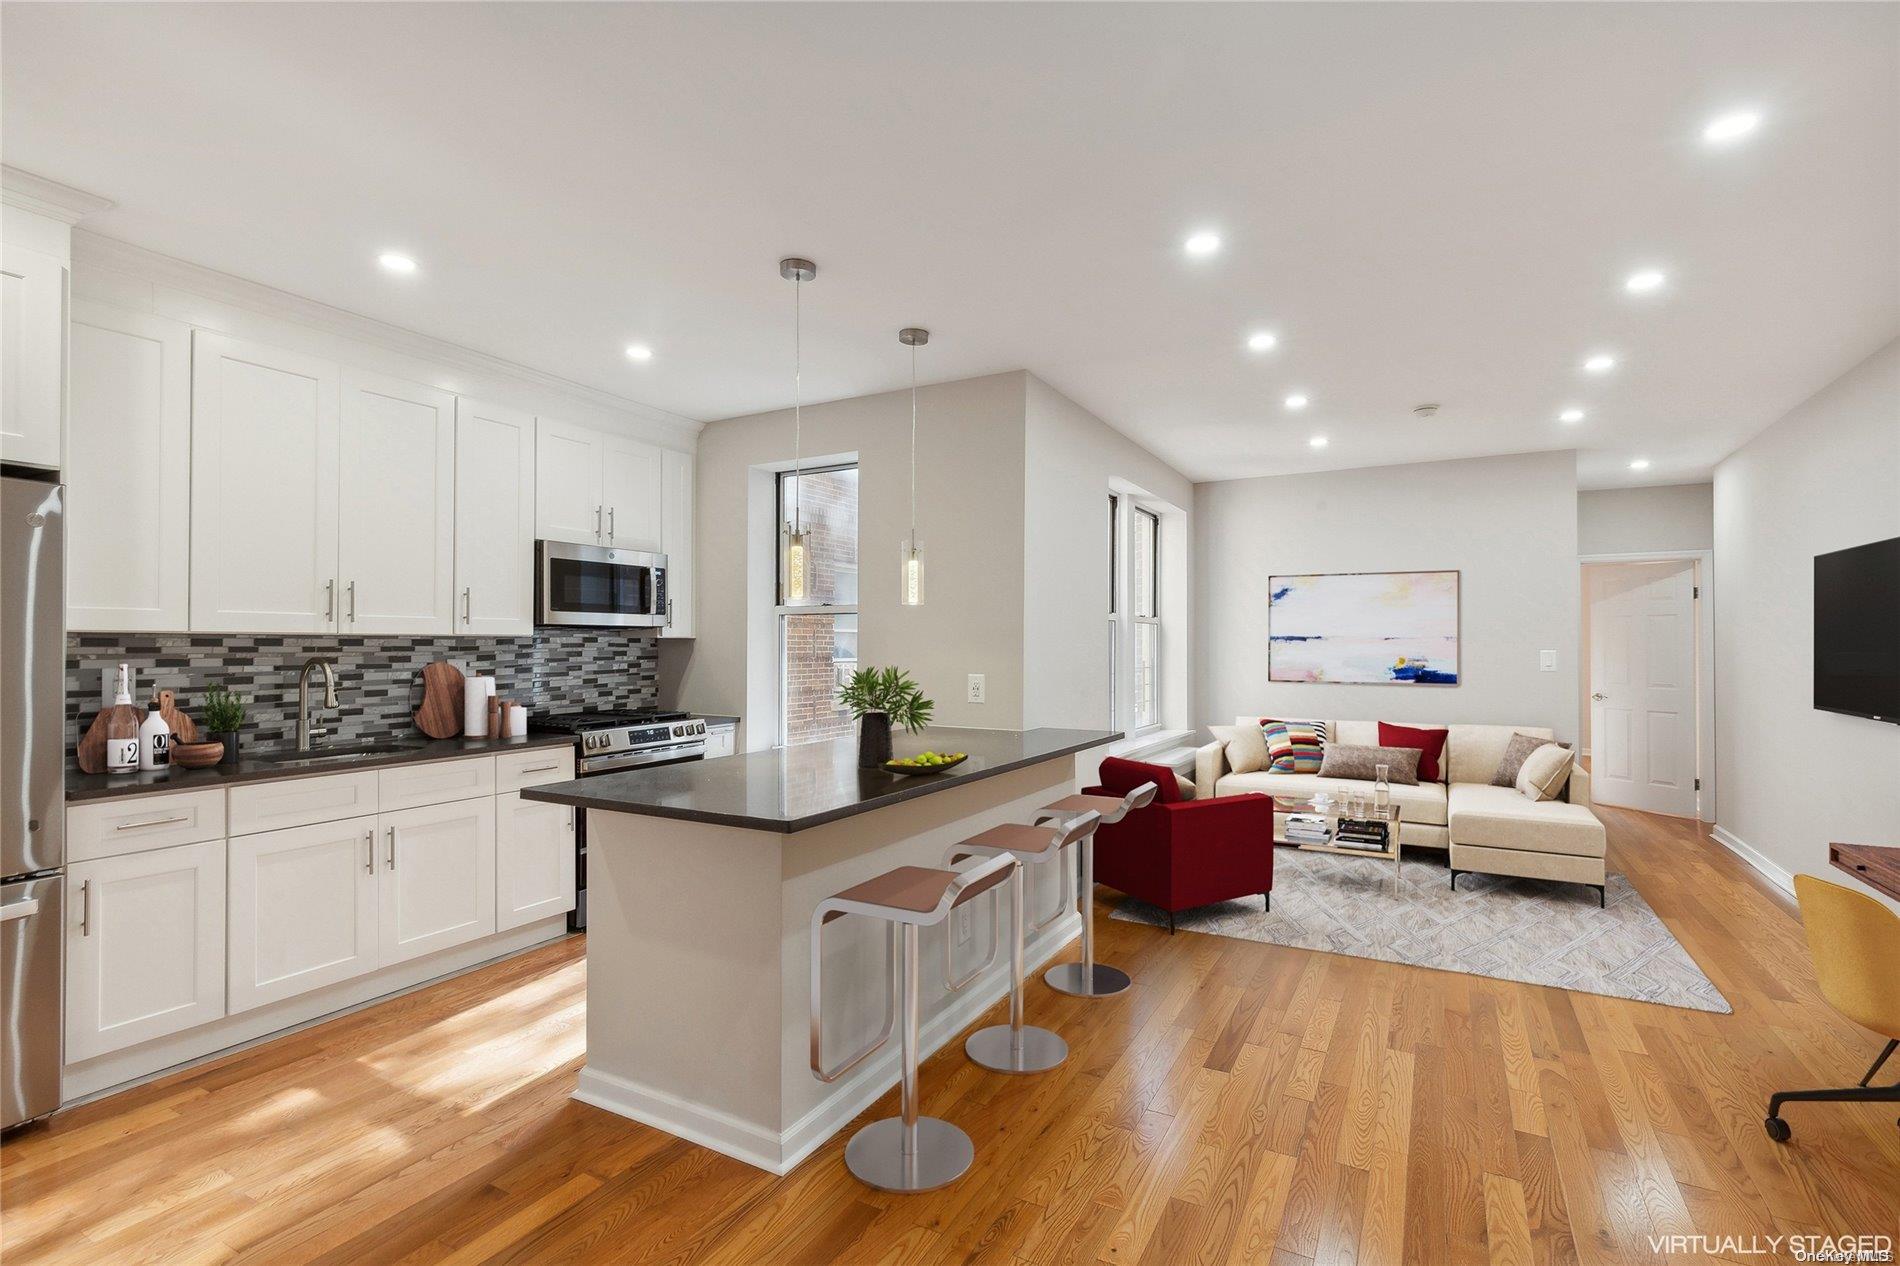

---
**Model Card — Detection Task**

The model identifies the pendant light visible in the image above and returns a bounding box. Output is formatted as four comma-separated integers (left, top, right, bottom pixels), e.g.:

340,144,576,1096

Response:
780,257,816,601
898,327,929,606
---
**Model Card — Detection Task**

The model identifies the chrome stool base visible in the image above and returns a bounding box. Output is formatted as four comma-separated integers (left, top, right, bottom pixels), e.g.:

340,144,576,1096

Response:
1045,961,1132,998
965,1023,1069,1074
844,1116,974,1192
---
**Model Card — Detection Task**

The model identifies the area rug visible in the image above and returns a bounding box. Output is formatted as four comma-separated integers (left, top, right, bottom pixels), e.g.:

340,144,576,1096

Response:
1110,847,1731,1013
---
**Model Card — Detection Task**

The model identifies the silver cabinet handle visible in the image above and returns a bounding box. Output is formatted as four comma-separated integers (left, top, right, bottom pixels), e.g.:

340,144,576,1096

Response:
608,507,615,542
79,880,91,937
386,827,396,871
347,580,356,622
521,763,561,774
595,505,603,540
364,829,374,874
325,579,335,621
117,813,190,831
567,810,575,833
666,597,674,627
0,899,40,924
463,588,472,624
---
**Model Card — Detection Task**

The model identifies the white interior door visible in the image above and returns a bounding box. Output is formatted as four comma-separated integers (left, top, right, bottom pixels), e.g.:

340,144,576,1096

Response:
338,370,455,634
454,399,536,635
1589,560,1698,816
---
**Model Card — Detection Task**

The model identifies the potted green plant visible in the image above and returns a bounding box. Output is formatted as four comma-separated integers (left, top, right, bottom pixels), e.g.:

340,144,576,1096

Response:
836,666,934,768
203,684,248,766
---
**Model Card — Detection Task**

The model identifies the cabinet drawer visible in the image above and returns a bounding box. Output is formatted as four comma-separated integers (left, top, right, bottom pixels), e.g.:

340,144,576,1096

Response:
378,757,495,812
229,771,379,836
495,747,575,793
68,790,226,862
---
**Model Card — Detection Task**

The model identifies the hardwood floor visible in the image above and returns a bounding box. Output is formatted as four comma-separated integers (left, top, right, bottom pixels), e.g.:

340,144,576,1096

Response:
5,806,1897,1264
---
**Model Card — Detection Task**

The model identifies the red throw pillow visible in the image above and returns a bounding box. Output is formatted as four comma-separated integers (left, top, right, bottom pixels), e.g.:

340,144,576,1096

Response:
1378,722,1448,782
1096,756,1182,803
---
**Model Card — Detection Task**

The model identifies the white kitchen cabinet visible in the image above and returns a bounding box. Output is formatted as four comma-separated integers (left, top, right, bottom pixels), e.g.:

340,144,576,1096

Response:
227,817,379,1013
702,724,736,760
535,417,605,545
0,242,65,470
66,303,193,631
454,399,536,635
496,792,574,931
377,797,497,966
660,448,695,638
602,434,663,552
189,332,341,633
67,840,227,1062
338,370,455,634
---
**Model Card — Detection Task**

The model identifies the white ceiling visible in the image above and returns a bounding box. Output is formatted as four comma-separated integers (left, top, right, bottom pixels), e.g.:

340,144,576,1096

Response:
5,3,1896,488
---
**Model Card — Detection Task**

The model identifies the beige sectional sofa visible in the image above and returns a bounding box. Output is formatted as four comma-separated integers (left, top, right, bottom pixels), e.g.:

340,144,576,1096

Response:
1195,718,1608,902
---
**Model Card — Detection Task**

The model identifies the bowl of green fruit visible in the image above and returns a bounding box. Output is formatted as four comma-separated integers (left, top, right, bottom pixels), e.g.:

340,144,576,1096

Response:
884,750,968,776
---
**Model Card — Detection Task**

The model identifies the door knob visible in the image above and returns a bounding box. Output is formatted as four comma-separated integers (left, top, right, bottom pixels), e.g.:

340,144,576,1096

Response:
1592,692,1609,701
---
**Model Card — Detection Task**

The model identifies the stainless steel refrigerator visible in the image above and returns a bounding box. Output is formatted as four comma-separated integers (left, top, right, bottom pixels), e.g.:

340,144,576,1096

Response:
2,474,64,1130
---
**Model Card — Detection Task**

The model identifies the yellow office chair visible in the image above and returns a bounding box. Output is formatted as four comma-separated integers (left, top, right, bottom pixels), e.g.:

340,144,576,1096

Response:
1764,874,1900,1142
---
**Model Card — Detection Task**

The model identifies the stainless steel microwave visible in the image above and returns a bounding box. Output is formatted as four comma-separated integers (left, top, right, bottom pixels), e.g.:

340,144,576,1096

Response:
536,541,668,628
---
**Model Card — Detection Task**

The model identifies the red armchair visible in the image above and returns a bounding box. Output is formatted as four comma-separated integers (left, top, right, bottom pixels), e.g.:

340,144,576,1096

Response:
1085,757,1275,932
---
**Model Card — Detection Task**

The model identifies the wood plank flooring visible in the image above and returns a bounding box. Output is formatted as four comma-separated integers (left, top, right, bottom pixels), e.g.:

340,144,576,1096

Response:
5,806,1897,1264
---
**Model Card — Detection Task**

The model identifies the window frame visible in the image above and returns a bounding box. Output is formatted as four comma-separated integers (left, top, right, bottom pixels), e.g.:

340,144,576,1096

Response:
774,462,860,747
1130,506,1161,734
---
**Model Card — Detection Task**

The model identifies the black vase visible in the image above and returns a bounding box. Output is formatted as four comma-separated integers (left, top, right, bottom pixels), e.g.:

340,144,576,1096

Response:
858,712,893,768
212,730,241,766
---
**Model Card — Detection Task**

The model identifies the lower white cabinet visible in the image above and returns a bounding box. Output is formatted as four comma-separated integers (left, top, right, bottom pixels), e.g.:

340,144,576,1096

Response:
496,792,574,932
67,841,227,1062
379,797,497,966
228,816,379,1013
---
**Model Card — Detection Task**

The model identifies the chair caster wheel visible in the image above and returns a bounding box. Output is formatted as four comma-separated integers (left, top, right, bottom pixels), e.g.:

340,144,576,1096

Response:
1763,1116,1791,1143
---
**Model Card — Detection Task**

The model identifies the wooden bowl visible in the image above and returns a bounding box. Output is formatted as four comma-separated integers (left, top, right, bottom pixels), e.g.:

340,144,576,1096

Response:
883,753,968,776
171,740,225,769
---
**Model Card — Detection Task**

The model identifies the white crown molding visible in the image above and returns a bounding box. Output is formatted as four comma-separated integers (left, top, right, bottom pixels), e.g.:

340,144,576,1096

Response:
1,166,115,223
71,230,703,445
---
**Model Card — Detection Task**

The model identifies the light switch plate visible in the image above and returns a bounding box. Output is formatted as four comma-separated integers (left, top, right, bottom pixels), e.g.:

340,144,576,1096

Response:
967,674,986,704
1539,650,1558,672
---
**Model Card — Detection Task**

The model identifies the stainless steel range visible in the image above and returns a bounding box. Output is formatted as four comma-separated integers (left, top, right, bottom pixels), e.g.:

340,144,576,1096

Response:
529,708,706,929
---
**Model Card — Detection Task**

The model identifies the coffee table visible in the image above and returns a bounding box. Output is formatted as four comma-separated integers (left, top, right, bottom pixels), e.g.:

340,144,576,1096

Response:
1273,795,1403,888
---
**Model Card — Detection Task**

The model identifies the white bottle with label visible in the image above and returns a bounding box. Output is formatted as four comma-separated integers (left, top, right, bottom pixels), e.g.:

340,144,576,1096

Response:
139,696,172,771
105,664,141,774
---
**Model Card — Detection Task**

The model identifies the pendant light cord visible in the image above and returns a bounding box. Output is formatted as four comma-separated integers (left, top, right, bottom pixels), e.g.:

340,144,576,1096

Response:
908,341,917,545
792,274,803,536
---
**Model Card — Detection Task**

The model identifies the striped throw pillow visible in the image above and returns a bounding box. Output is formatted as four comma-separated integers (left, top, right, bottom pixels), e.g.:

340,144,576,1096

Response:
1259,719,1327,774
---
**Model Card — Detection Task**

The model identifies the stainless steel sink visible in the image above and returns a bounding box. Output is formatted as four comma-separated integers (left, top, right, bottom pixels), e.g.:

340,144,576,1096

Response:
257,741,433,766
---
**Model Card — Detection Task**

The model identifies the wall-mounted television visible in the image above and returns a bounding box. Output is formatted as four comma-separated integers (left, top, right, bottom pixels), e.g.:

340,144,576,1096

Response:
1814,534,1900,724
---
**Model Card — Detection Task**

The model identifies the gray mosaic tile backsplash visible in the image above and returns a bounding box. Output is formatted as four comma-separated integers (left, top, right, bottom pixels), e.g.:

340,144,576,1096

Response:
66,630,659,765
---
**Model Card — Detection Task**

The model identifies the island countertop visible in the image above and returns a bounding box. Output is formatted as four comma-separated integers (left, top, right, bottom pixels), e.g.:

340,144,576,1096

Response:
521,726,1120,833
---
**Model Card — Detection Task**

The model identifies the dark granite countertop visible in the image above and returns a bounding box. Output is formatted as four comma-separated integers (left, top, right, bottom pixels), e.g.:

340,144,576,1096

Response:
66,732,576,803
521,726,1120,833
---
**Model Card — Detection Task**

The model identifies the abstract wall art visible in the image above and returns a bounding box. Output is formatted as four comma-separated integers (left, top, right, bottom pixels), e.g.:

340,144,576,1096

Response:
1268,570,1460,685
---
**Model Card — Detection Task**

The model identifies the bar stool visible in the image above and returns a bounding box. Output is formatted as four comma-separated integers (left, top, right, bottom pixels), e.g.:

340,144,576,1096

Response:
810,853,1019,1192
1035,781,1159,998
944,811,1101,1074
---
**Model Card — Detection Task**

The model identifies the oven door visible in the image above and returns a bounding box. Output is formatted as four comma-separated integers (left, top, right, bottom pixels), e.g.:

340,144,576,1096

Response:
537,541,667,628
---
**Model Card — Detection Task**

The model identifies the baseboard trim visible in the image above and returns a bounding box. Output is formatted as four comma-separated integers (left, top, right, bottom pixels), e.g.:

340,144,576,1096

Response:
1710,824,1795,896
572,913,1082,1175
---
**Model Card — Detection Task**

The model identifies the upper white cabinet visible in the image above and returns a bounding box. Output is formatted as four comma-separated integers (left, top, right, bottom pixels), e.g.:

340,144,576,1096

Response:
189,332,341,633
454,399,536,635
536,418,667,553
0,242,65,470
66,302,192,631
338,370,455,634
602,434,662,552
661,448,695,638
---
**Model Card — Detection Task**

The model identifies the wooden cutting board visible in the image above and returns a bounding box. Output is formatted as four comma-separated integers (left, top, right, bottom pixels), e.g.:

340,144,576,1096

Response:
159,689,199,743
413,660,465,739
76,705,145,775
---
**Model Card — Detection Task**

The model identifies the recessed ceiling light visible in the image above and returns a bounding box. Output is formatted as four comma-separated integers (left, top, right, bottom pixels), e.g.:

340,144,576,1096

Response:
624,344,654,362
1703,110,1762,144
1184,230,1222,258
1308,435,1329,449
378,252,417,274
1629,458,1651,471
1583,353,1616,373
1246,331,1278,352
1559,407,1585,424
1284,394,1308,410
1624,269,1667,293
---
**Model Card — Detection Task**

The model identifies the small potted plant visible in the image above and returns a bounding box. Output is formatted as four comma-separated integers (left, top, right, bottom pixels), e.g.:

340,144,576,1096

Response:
203,684,248,766
837,666,934,768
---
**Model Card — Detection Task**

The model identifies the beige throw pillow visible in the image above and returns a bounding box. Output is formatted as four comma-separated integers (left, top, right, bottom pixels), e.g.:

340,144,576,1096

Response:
1515,743,1575,802
1208,724,1269,775
1493,732,1569,786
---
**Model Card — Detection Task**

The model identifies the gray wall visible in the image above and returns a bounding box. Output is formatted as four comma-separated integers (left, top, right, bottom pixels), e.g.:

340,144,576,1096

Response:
1194,450,1582,739
1715,336,1900,912
1578,484,1715,555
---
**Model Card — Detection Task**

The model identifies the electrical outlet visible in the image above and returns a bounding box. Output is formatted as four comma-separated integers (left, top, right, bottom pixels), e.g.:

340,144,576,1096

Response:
967,673,986,704
955,905,973,945
1539,650,1558,672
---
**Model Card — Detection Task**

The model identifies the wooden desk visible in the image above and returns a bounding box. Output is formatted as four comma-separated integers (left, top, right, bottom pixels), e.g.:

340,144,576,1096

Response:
1829,842,1900,902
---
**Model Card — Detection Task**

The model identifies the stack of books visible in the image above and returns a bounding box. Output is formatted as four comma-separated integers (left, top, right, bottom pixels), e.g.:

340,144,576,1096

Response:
1333,819,1391,852
1284,813,1332,846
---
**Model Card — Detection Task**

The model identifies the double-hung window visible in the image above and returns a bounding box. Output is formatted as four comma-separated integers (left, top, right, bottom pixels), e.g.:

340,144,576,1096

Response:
776,464,859,746
1131,506,1160,732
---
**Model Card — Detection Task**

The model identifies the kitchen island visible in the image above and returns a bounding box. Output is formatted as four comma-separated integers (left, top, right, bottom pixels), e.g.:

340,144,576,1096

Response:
522,726,1119,1173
